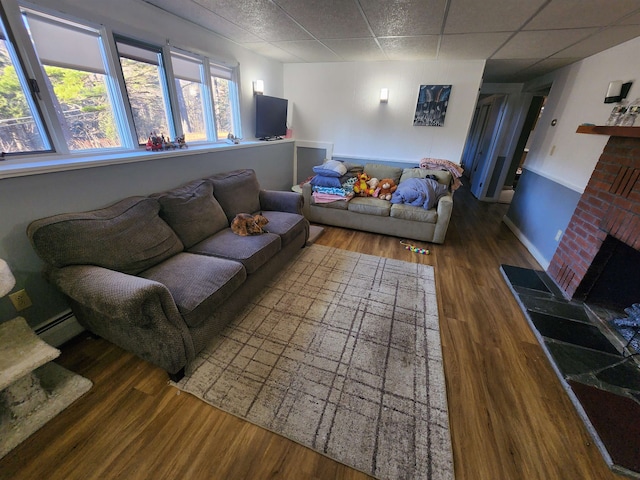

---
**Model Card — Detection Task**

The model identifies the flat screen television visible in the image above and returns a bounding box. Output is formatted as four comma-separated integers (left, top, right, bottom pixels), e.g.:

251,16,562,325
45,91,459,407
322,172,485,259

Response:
255,95,288,140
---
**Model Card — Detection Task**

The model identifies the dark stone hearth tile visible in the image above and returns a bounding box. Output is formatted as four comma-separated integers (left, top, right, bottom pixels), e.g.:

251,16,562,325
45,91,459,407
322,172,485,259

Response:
568,381,640,473
501,265,551,293
596,360,640,394
545,341,621,377
524,297,591,323
528,311,620,355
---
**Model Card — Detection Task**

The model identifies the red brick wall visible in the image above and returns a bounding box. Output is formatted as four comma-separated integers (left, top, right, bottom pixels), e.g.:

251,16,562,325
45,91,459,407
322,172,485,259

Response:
548,136,640,298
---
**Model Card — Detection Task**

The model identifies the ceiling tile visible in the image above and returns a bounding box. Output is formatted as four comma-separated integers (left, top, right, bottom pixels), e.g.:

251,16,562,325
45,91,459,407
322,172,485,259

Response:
438,32,512,59
510,57,580,81
272,40,343,62
552,24,640,58
444,0,548,34
377,36,439,60
492,28,598,59
196,0,312,42
618,10,640,25
239,42,303,62
360,0,447,36
525,1,640,30
482,58,541,82
321,38,387,61
273,0,371,39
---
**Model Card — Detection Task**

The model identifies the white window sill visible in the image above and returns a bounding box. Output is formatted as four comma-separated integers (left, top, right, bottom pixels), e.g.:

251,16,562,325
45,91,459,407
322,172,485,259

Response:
0,139,295,180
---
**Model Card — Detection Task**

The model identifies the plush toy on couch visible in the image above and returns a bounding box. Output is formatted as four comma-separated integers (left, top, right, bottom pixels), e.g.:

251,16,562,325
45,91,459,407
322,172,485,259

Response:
377,178,397,200
353,172,374,196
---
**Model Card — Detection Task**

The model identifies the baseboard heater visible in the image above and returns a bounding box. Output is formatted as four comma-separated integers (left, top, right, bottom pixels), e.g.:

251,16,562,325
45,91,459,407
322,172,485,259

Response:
35,309,85,347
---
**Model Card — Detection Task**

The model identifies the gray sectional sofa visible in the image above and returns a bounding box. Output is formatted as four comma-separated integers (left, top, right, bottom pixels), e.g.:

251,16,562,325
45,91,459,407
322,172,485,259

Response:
27,169,309,380
302,163,454,244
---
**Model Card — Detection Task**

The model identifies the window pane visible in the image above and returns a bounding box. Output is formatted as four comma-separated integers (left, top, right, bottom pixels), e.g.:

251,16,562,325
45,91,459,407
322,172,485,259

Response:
22,11,122,151
211,75,234,139
44,65,120,150
118,47,171,145
175,78,206,142
0,37,48,153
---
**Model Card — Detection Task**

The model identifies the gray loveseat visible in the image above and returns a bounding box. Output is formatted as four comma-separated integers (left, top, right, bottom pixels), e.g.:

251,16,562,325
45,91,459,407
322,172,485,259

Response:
27,169,309,380
302,163,453,244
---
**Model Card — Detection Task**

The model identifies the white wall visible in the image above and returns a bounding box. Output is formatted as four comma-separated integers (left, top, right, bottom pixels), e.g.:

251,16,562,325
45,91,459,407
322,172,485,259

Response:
523,36,640,193
284,60,485,164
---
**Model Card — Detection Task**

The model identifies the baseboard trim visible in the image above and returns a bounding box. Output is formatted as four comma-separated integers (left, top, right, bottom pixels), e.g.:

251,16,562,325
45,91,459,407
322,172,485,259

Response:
502,215,550,270
34,310,84,347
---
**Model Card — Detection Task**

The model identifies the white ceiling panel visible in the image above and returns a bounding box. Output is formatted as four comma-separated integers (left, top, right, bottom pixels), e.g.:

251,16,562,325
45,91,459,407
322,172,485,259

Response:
360,0,447,36
274,0,371,39
322,38,387,61
143,0,640,82
510,57,580,82
444,0,548,34
524,1,640,30
439,33,512,59
378,36,440,61
272,40,342,62
492,28,598,59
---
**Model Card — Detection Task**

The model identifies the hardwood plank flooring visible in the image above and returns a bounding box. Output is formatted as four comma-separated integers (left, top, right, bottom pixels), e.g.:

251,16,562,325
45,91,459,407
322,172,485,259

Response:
0,184,624,479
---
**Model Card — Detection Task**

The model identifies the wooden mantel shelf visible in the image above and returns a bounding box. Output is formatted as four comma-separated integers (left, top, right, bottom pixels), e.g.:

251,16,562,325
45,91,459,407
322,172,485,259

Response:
576,125,640,138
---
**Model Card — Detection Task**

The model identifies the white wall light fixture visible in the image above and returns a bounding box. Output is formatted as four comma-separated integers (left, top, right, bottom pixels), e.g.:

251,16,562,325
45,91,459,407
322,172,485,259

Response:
253,79,264,95
380,88,389,103
605,80,633,103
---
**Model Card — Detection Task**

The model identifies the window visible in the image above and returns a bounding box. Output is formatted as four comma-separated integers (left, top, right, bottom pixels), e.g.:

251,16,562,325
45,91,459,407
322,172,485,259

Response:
171,50,206,142
0,9,50,154
116,38,173,145
210,63,240,140
21,9,124,151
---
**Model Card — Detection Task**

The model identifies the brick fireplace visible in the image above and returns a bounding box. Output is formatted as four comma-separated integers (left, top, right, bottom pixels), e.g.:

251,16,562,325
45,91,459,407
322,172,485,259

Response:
547,133,640,306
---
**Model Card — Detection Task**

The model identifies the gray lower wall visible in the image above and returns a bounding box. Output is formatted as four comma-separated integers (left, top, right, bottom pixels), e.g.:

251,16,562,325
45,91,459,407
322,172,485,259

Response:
0,141,294,327
505,168,581,266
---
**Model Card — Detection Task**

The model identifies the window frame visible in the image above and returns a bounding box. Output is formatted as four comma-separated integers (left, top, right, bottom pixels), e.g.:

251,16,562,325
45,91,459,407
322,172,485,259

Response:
0,0,244,164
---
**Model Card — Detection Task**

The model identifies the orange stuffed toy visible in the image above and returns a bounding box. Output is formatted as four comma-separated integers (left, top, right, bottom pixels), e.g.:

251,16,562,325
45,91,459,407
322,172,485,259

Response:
377,178,397,200
353,172,373,196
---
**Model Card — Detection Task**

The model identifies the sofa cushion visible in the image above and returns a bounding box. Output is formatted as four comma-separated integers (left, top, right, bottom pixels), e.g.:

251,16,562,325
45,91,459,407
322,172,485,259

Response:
154,180,228,248
209,169,262,222
347,197,391,217
400,168,452,187
188,229,281,274
390,204,438,223
139,252,246,328
260,211,308,247
27,197,183,275
364,164,403,185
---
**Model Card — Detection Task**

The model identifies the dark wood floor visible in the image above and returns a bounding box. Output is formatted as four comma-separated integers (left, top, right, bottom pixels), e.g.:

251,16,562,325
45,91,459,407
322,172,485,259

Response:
0,184,625,479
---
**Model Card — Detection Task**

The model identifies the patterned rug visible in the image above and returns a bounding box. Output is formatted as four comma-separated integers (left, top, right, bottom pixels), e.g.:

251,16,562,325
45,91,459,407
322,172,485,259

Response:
174,244,453,480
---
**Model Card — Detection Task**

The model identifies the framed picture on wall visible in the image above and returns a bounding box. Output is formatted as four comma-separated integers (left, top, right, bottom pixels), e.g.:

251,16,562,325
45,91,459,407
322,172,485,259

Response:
413,85,451,127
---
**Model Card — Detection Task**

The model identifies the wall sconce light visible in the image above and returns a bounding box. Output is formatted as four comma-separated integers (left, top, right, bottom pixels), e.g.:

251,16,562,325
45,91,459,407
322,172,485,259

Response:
605,80,632,103
253,79,264,96
380,88,389,103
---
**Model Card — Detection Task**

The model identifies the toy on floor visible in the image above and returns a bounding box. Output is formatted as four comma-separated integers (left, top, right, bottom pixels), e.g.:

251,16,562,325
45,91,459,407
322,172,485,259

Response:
400,240,430,255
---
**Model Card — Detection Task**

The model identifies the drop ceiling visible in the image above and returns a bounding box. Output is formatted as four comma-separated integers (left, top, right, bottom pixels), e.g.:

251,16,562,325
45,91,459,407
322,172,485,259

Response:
143,0,640,83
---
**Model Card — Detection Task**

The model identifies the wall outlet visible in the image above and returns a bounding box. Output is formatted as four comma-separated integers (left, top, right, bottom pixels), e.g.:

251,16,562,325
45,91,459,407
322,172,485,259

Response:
9,289,32,311
555,229,563,242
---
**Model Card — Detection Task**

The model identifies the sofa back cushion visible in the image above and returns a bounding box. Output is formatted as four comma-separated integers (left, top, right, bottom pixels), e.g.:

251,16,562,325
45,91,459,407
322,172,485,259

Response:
154,180,228,248
400,168,452,187
364,163,403,185
209,169,262,222
27,197,183,275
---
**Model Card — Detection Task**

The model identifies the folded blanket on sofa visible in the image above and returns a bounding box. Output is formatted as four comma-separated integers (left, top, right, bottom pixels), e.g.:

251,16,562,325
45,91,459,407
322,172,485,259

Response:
390,178,449,210
312,192,353,203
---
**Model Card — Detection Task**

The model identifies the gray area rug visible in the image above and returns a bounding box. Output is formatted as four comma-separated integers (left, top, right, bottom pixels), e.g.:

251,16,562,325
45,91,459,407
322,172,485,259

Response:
174,244,453,480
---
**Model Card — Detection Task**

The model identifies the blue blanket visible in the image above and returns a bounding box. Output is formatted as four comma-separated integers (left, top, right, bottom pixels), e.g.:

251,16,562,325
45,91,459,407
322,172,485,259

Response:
390,178,448,210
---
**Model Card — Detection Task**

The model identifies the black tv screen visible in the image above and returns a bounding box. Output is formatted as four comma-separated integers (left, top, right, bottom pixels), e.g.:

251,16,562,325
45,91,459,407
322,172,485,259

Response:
255,95,288,140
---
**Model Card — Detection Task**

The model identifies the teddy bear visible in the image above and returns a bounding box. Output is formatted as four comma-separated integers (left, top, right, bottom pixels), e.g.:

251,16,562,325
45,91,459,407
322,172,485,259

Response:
367,177,380,197
377,178,397,200
353,172,373,196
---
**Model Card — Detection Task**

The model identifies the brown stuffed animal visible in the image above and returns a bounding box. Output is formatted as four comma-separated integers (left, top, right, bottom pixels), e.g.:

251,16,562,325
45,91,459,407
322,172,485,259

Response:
377,178,397,200
231,213,269,236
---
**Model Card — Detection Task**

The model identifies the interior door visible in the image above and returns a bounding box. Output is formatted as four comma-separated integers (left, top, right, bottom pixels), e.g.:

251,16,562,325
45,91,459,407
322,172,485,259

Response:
467,103,492,186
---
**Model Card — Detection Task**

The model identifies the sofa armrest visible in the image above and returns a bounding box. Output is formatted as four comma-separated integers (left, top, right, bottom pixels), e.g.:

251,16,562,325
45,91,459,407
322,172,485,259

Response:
260,189,303,214
47,264,194,373
433,194,453,244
